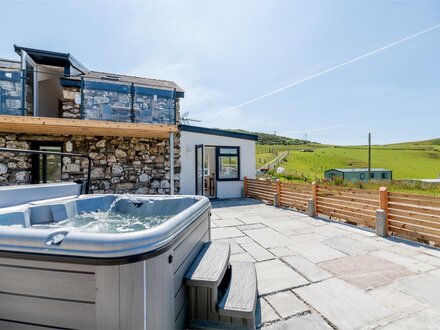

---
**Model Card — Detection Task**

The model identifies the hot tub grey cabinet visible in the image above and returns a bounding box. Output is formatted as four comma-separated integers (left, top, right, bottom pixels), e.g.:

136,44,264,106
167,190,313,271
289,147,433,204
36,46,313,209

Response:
0,183,211,329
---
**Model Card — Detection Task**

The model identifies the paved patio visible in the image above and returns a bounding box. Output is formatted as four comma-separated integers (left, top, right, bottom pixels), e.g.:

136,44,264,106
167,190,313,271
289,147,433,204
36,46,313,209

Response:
210,198,440,330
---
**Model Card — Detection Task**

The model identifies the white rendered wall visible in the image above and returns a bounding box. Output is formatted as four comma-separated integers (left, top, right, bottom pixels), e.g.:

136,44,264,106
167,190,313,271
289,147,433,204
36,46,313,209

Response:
180,131,256,198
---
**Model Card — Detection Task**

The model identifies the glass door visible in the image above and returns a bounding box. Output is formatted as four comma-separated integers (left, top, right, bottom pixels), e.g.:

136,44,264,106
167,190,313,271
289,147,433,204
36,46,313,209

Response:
195,144,204,195
21,50,37,116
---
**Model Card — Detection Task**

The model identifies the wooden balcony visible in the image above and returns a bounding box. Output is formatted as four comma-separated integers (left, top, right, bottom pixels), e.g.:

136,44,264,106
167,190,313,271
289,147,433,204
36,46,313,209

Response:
0,115,178,138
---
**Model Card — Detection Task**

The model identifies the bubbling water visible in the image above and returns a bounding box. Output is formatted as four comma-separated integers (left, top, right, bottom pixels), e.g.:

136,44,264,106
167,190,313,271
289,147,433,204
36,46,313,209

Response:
57,195,171,234
57,212,171,234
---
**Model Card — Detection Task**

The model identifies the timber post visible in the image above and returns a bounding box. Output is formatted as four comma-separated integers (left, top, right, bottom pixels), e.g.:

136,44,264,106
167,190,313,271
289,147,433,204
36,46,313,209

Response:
377,187,389,236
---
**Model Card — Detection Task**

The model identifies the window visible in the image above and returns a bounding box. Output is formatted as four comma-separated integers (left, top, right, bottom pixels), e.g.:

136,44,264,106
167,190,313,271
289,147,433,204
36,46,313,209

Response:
371,173,375,179
216,147,240,181
31,142,63,184
381,173,388,179
360,173,365,180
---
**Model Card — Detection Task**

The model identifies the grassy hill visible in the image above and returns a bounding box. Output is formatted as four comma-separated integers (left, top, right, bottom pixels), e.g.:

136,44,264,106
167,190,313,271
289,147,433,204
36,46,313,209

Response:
228,129,311,145
256,139,440,180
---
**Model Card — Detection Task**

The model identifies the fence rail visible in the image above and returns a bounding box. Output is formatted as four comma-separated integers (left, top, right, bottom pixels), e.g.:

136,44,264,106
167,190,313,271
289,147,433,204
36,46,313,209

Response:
244,177,440,246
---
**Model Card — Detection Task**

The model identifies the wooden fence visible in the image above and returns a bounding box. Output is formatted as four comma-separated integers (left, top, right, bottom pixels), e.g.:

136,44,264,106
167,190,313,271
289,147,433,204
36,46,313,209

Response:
244,177,440,246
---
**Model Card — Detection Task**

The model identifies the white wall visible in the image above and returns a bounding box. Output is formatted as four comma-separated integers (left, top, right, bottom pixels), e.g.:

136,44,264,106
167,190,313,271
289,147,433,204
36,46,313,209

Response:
180,131,256,199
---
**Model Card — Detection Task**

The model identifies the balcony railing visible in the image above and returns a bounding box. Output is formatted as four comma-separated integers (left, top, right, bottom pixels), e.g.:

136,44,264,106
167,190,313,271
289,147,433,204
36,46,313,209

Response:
0,67,177,125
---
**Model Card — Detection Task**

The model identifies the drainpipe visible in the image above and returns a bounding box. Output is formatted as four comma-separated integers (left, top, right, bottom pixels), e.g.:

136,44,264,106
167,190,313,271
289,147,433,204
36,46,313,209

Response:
169,132,175,195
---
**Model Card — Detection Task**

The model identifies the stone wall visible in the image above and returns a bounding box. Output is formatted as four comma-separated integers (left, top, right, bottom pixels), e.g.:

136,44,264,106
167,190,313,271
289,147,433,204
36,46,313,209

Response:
0,133,181,195
62,87,81,119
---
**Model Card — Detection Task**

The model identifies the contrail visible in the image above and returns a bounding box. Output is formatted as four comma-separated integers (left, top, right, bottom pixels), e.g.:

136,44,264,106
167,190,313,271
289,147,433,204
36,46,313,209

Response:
213,23,440,116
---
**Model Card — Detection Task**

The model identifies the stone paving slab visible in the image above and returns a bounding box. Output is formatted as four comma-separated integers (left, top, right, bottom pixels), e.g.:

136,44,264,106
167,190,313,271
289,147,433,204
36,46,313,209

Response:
283,255,332,283
268,246,297,257
262,313,332,330
211,227,244,240
212,218,244,227
294,278,394,330
236,223,267,231
264,291,308,318
286,241,347,263
230,251,256,262
212,238,245,254
377,308,440,330
367,285,427,314
256,298,279,327
255,259,309,295
245,228,295,248
210,199,440,329
236,215,271,224
392,272,440,307
320,254,413,290
241,242,275,262
371,250,436,273
321,236,377,256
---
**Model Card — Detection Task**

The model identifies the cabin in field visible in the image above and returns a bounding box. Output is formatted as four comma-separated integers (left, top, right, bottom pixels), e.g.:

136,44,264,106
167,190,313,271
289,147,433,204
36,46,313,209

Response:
324,168,392,182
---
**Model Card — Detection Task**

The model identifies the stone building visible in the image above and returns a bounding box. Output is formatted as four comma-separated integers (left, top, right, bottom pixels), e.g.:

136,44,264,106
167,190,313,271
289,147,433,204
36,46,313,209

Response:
0,45,183,194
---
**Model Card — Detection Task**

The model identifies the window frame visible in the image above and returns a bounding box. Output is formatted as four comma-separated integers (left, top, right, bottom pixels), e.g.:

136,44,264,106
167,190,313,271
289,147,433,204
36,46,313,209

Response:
215,146,240,182
31,141,64,184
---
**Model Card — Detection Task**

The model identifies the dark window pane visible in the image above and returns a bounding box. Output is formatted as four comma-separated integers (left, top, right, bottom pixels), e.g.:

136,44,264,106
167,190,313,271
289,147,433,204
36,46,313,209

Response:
218,155,238,179
219,148,237,155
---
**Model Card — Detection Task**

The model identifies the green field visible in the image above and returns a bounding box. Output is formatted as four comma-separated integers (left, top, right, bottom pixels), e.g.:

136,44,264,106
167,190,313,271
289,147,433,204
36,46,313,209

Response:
256,139,440,181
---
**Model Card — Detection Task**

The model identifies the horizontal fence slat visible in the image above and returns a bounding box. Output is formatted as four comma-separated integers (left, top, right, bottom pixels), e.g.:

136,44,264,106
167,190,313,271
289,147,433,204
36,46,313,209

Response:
388,196,440,209
389,226,440,244
388,192,440,203
317,204,376,222
388,219,440,237
280,192,310,201
388,208,440,223
388,203,440,217
316,193,379,206
388,213,440,230
317,206,374,228
317,189,379,202
317,197,378,212
317,200,376,216
280,190,311,199
318,185,379,196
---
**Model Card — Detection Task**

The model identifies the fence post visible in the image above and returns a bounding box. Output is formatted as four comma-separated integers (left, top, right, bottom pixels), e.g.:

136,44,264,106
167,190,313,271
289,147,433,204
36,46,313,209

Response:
243,176,248,198
311,181,318,215
276,180,281,207
377,187,389,237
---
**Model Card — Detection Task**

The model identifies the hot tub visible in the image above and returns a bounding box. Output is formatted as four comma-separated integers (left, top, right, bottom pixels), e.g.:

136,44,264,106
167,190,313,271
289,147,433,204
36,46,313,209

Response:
0,183,211,330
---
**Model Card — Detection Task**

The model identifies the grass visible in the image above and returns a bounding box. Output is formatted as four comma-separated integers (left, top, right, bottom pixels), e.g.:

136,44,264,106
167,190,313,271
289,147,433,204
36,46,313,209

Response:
256,139,440,196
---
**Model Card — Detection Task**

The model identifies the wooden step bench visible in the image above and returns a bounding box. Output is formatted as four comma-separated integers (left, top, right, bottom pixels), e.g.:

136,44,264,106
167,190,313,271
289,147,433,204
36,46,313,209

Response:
218,262,257,329
185,242,258,330
185,242,230,290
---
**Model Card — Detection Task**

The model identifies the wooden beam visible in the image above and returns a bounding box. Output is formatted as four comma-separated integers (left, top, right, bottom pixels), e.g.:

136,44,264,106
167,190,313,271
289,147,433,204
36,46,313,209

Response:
0,115,178,138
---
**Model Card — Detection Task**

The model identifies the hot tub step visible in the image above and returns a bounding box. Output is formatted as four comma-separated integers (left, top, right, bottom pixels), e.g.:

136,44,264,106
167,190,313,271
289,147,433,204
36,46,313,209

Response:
185,242,230,289
218,262,257,328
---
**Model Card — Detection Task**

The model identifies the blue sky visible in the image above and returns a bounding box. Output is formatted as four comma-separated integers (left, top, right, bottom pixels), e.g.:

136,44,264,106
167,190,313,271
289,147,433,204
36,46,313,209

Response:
1,0,439,145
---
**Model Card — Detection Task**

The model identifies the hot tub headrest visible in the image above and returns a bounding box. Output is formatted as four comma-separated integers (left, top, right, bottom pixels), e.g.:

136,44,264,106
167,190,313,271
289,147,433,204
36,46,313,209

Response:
0,183,83,208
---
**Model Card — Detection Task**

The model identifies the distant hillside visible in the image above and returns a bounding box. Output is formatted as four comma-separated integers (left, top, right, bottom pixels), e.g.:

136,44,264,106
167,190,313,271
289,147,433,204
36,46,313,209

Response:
255,137,440,181
228,129,315,145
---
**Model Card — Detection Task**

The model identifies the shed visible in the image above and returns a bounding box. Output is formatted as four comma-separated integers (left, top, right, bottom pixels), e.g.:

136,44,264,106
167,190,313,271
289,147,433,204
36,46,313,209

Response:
324,168,392,182
180,125,257,199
